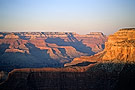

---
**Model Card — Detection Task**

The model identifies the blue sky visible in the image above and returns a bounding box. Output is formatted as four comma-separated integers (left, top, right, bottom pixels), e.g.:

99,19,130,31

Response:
0,0,135,35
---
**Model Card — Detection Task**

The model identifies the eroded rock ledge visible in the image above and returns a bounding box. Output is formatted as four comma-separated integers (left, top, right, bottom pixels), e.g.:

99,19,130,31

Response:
102,28,135,61
65,28,135,66
0,28,135,90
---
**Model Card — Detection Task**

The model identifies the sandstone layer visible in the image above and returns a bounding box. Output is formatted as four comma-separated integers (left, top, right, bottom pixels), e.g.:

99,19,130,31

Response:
0,32,106,71
0,32,106,57
65,28,135,66
102,28,135,61
0,29,135,90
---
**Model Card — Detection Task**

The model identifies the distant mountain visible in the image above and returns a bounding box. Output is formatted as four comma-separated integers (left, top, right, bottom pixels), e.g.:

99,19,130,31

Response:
0,32,107,71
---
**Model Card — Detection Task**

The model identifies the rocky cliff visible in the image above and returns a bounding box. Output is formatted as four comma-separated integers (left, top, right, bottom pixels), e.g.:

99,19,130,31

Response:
0,59,135,90
0,28,135,90
0,32,106,71
0,32,107,56
65,28,135,66
102,28,135,61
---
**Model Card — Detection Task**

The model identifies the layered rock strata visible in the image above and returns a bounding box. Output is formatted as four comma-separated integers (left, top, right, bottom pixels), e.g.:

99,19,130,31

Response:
65,28,135,66
0,29,135,90
0,32,106,71
102,28,135,61
0,32,106,62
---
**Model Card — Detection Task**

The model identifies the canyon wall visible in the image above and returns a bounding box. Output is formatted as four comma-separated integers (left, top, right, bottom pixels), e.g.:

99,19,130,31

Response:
65,28,135,66
0,28,135,90
0,63,125,90
0,32,106,71
102,28,135,61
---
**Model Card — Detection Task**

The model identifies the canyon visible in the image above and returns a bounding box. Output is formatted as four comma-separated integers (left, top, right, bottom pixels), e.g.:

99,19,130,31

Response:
65,28,135,66
0,32,106,71
0,28,135,90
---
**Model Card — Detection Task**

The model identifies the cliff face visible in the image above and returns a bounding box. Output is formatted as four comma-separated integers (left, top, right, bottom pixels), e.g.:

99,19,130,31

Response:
65,28,135,66
102,28,135,61
1,60,135,90
0,32,106,71
0,63,122,90
0,29,135,90
0,32,106,56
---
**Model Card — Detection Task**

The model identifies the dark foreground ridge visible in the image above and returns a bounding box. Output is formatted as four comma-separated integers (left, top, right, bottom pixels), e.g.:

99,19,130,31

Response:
0,62,135,90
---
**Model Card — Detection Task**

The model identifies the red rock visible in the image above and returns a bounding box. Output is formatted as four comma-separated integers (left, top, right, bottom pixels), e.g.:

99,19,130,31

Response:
4,33,19,39
0,32,107,62
102,28,135,62
0,30,135,90
65,28,135,66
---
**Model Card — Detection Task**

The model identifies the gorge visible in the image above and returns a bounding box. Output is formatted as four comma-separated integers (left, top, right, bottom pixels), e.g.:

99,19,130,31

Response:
0,28,135,90
0,32,106,72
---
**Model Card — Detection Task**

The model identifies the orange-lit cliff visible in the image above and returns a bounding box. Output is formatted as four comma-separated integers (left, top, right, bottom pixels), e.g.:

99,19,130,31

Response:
0,29,135,90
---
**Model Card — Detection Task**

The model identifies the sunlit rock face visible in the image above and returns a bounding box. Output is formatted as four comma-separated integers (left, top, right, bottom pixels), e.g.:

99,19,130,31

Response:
103,28,135,62
4,33,19,39
74,32,107,53
0,33,29,54
1,29,135,90
0,32,107,58
0,32,107,71
65,28,135,67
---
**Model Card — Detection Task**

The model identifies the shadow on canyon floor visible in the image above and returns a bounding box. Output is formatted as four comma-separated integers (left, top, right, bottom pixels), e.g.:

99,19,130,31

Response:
0,43,62,72
71,61,97,67
45,34,95,55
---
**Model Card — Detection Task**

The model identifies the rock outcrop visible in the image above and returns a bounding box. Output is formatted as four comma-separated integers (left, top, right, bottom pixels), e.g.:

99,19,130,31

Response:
65,28,135,66
4,33,19,39
0,28,135,90
1,60,135,90
74,32,106,53
0,63,120,90
0,37,29,54
0,32,107,71
0,32,107,56
102,28,135,62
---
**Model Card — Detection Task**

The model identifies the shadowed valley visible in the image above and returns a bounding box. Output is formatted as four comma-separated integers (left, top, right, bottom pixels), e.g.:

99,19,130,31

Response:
0,28,135,90
0,32,106,72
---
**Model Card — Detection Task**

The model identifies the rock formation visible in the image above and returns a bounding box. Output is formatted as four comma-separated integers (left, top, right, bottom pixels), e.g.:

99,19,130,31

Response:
74,32,106,53
4,33,19,39
65,28,135,66
0,32,106,56
0,28,135,90
102,28,135,62
0,63,120,90
0,32,107,71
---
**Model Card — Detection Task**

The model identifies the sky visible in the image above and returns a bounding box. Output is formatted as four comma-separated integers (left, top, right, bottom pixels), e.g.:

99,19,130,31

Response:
0,0,135,35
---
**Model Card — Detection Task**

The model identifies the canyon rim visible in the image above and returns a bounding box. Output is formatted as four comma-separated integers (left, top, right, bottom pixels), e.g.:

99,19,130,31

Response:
0,28,135,90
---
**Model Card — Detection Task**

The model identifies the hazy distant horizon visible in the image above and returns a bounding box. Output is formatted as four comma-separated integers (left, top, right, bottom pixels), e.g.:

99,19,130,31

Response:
0,0,135,35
